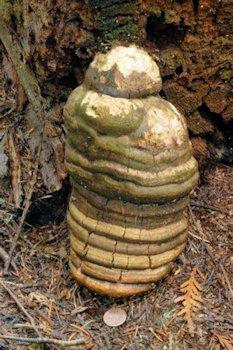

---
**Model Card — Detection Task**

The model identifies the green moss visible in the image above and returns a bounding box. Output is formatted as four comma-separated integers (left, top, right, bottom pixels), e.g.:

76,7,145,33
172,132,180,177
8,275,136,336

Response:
32,344,43,350
0,0,21,23
95,14,114,32
104,20,136,41
95,15,136,41
164,10,180,24
151,5,162,17
12,0,21,23
0,0,12,22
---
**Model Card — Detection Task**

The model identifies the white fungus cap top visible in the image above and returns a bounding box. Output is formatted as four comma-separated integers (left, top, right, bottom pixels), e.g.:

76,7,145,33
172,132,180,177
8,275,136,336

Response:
84,45,162,98
98,46,160,80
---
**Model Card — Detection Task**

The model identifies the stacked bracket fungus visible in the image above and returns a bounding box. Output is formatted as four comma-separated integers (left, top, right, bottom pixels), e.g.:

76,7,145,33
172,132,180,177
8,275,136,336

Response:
64,46,199,297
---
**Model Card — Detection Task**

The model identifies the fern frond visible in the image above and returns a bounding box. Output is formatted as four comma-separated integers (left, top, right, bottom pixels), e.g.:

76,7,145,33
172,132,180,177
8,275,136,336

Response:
175,266,204,335
215,334,233,350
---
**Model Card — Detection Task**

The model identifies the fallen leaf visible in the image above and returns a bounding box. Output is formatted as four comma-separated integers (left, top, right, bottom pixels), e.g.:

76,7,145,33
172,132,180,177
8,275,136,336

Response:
103,307,127,327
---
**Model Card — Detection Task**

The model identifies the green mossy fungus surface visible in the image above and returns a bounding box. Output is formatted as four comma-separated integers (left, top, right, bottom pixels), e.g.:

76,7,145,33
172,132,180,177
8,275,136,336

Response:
69,86,144,136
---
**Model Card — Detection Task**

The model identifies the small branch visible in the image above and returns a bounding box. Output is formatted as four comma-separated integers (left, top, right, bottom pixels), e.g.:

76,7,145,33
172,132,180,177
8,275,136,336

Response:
0,280,41,337
0,335,87,347
190,201,233,217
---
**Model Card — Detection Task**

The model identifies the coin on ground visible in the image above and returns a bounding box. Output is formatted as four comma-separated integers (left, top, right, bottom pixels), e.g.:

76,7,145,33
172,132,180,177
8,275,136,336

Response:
103,307,127,327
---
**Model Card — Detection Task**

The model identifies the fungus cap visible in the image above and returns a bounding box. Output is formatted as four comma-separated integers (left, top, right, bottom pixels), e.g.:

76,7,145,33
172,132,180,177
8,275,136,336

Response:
84,45,162,98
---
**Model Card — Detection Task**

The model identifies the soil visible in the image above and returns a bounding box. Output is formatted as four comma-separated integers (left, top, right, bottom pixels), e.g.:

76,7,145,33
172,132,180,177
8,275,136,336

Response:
0,164,232,350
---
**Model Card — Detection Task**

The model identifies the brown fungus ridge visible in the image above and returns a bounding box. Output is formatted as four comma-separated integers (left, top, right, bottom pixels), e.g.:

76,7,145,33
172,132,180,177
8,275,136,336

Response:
65,143,198,187
68,215,188,257
64,45,199,296
72,184,190,218
69,261,153,297
67,163,198,204
69,189,186,228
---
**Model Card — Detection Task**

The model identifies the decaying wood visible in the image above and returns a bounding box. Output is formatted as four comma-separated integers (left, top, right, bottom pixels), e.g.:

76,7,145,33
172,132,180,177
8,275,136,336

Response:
139,1,233,165
0,21,44,118
0,20,45,273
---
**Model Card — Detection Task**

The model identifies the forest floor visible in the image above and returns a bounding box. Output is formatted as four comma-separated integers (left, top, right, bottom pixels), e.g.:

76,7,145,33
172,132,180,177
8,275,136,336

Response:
0,164,232,350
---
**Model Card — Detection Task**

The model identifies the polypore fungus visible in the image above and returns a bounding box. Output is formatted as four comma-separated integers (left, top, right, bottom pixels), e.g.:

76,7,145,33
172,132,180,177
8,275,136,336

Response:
64,45,199,297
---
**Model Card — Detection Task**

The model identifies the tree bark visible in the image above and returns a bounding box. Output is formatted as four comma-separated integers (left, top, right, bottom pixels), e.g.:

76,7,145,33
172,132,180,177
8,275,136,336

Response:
141,0,233,165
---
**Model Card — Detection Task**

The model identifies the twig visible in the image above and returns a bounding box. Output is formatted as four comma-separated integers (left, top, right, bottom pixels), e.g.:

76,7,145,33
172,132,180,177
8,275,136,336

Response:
149,327,163,342
0,280,42,337
188,231,210,243
190,201,233,217
70,323,91,337
0,20,45,273
0,335,87,347
0,247,10,265
219,264,233,300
